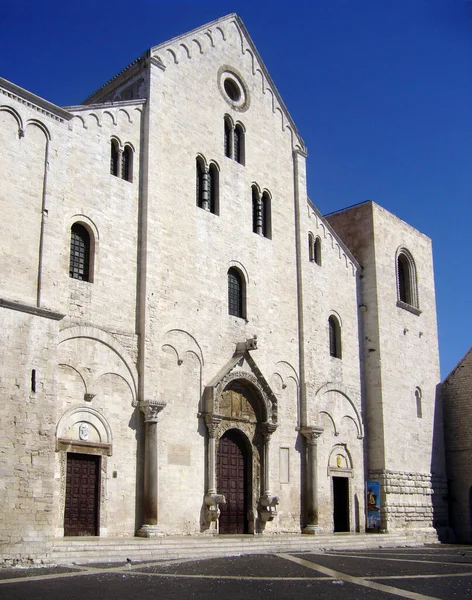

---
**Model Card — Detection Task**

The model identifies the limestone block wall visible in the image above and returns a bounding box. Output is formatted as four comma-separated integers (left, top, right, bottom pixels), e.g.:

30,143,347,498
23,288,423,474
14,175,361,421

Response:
141,18,304,532
442,348,472,542
0,309,60,562
328,201,447,533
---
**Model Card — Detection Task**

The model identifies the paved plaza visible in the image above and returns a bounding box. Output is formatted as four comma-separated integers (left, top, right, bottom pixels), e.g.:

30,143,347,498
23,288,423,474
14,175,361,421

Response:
1,546,471,599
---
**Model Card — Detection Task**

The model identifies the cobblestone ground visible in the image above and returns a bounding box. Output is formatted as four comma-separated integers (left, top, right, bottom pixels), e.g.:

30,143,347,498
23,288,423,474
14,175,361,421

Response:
1,546,471,600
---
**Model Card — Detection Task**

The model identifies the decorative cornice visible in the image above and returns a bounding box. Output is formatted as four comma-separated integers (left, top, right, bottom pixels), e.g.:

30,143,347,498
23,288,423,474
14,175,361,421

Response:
0,298,64,321
0,77,72,122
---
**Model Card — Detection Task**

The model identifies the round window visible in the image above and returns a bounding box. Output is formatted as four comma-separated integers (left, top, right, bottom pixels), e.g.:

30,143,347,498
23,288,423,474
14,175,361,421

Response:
224,78,241,102
218,67,249,111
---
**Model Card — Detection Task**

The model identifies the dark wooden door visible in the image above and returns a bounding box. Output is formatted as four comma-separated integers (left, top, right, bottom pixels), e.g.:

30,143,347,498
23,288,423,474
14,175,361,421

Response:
217,431,247,534
333,476,349,532
64,453,99,536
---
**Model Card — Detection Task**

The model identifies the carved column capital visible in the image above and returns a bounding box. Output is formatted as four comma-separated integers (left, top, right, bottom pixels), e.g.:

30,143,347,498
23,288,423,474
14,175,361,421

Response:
300,426,324,445
259,421,277,442
140,399,167,423
204,414,222,438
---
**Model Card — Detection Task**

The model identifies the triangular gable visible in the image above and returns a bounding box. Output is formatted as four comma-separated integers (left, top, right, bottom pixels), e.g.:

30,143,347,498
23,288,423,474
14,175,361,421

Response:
203,338,278,425
150,13,306,153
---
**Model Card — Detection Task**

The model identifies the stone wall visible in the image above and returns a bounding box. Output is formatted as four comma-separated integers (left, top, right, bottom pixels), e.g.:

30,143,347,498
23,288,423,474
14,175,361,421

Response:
442,348,472,542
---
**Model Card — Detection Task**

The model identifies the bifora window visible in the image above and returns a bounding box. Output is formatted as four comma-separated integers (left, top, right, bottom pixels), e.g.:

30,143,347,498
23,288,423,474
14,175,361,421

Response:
228,268,244,318
69,223,91,281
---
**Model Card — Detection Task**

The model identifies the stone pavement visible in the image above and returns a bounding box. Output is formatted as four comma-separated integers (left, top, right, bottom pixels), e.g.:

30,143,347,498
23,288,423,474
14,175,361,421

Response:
0,546,471,599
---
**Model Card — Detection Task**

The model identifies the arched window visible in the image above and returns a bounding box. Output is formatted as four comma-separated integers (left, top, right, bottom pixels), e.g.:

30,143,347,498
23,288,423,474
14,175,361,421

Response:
110,140,119,176
224,118,232,158
261,191,271,239
208,163,219,215
252,186,259,234
396,248,418,309
415,387,422,418
234,123,245,165
121,145,133,182
69,223,91,282
196,158,204,208
314,236,321,266
308,233,315,262
328,315,341,358
228,268,245,318
252,187,272,239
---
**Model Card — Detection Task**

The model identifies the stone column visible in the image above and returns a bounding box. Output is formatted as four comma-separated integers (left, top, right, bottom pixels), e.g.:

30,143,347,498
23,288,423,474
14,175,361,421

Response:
203,414,224,532
301,426,324,534
137,400,166,537
202,170,210,211
258,422,278,523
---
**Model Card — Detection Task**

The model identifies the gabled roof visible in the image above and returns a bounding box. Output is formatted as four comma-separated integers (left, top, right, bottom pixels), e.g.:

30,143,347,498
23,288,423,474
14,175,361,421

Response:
150,13,305,152
85,14,305,152
442,346,472,385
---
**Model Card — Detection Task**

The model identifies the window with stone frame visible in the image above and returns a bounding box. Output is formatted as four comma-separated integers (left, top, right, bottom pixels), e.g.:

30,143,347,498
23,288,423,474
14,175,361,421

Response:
69,223,91,282
396,248,419,311
328,315,341,358
228,268,245,318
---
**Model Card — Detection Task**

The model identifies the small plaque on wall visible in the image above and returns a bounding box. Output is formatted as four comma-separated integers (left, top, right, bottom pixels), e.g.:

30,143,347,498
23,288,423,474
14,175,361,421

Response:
168,444,191,466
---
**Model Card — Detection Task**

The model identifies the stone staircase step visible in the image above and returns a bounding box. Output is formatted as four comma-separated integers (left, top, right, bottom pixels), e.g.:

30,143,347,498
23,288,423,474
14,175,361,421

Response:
47,533,432,565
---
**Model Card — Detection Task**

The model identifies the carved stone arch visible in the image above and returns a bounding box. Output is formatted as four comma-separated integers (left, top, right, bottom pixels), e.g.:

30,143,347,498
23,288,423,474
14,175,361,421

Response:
103,110,116,125
320,410,338,436
58,326,138,405
110,134,122,149
196,152,208,170
227,259,250,285
217,419,256,445
26,118,51,140
118,108,132,123
328,443,354,474
180,43,191,59
166,48,179,64
70,114,87,130
314,383,364,439
88,112,102,127
204,32,214,48
56,405,113,454
0,104,24,135
192,38,203,54
161,328,204,366
214,370,275,425
215,26,226,41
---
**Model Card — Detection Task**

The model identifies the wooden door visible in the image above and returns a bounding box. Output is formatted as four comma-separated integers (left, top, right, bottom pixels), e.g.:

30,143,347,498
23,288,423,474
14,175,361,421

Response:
64,453,99,536
217,431,247,534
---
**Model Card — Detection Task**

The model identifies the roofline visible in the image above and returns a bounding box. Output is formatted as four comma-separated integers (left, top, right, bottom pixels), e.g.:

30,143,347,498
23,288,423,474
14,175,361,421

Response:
148,13,306,152
83,53,150,104
442,346,472,385
0,77,73,122
308,198,361,270
65,98,146,112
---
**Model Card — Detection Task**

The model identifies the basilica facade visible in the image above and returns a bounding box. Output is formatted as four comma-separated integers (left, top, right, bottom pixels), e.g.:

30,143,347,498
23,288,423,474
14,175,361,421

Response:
0,14,448,562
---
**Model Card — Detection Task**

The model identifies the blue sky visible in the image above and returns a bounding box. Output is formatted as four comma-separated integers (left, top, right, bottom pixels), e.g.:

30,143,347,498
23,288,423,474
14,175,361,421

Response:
1,0,470,378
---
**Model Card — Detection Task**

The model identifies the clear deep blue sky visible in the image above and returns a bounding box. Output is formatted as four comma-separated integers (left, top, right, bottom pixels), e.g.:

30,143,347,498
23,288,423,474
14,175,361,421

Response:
1,1,470,378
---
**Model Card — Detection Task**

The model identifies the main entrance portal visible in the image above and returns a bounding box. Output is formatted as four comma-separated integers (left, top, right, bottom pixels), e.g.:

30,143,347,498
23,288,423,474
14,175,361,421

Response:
217,430,248,534
64,453,100,536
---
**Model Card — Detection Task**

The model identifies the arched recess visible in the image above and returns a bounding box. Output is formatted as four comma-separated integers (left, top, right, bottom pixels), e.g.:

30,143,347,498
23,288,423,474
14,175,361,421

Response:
58,326,138,405
328,443,354,475
56,405,113,455
313,383,363,439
